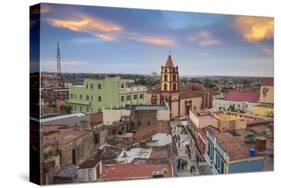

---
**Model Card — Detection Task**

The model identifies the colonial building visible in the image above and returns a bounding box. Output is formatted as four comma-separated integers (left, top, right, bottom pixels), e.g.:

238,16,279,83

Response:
68,77,146,113
145,54,216,118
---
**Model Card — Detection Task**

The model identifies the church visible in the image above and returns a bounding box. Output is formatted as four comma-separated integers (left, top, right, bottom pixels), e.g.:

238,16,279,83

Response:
145,54,217,118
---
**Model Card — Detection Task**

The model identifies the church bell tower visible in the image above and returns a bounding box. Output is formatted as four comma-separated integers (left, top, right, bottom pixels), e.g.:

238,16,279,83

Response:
160,53,180,117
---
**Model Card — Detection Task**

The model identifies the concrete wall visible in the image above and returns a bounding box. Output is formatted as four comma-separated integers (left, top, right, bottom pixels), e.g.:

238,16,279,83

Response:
103,109,131,125
179,97,202,117
218,119,247,132
58,132,95,168
78,162,102,182
171,100,179,118
156,109,170,121
189,111,218,129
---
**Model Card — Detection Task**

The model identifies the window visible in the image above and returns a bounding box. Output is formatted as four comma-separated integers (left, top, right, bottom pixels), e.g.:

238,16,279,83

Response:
80,94,83,100
80,106,82,111
216,153,220,169
93,133,100,144
91,96,93,101
98,84,102,89
86,83,88,89
121,84,124,88
121,96,124,102
86,95,89,100
86,107,89,112
98,108,102,112
133,95,138,100
173,74,176,81
140,94,144,99
173,83,177,91
70,93,73,98
164,75,168,81
220,161,224,173
164,83,167,91
126,95,131,101
90,84,93,89
98,96,102,102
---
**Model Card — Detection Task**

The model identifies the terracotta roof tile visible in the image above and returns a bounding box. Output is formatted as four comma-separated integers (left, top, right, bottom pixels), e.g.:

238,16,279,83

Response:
101,163,172,180
261,78,273,86
224,91,259,103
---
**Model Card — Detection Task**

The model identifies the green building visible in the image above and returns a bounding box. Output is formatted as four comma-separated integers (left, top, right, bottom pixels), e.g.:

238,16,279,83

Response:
68,77,146,113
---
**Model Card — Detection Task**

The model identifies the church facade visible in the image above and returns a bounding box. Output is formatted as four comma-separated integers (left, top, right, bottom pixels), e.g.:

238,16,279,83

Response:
145,54,216,118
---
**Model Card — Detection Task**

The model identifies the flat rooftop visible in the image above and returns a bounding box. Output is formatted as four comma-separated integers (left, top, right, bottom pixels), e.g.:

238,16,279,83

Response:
43,126,90,145
132,105,168,111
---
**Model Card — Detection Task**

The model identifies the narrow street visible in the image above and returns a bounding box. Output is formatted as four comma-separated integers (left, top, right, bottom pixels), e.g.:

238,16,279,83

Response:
171,119,200,177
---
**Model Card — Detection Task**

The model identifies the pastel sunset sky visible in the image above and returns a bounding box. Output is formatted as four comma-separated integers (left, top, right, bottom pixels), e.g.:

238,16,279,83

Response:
35,3,274,77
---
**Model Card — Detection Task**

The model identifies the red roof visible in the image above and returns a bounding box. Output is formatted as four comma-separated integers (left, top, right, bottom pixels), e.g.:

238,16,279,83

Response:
224,91,259,103
101,163,173,180
261,78,273,86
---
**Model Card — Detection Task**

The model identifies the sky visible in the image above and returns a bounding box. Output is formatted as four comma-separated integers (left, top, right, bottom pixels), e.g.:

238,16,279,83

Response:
32,3,274,77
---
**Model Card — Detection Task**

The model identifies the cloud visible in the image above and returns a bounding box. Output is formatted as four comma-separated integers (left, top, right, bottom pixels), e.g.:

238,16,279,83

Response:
129,33,176,47
234,16,273,42
187,31,221,47
47,15,123,33
46,12,177,46
95,34,116,41
261,46,273,55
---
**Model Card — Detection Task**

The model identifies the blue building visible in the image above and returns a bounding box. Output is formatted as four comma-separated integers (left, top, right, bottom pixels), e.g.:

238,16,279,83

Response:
204,127,265,174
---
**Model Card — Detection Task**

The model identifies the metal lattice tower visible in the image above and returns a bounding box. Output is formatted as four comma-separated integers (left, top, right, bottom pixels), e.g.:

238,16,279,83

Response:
56,42,61,78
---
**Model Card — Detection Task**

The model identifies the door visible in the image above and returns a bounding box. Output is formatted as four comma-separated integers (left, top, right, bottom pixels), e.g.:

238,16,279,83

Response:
72,149,76,164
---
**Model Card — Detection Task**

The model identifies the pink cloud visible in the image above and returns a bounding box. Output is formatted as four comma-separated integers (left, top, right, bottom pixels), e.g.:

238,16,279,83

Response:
188,31,221,47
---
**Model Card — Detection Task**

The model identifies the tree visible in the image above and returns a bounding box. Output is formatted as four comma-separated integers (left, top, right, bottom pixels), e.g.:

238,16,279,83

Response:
227,104,235,112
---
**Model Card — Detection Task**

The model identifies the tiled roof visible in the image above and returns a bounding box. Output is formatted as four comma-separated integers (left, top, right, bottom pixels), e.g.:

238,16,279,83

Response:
101,163,173,180
261,78,273,86
224,91,259,103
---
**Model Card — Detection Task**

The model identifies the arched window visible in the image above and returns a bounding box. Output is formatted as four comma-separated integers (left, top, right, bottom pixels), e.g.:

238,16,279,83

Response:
173,83,177,91
164,74,168,81
164,84,167,91
173,74,176,81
